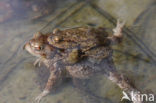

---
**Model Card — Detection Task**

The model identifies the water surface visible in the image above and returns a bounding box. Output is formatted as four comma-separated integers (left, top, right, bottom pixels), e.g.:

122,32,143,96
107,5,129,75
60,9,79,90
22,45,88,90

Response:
0,0,155,103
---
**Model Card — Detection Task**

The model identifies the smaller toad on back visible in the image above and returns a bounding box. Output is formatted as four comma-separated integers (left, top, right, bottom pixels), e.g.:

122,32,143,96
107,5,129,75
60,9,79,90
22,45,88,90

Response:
24,20,142,103
47,26,122,64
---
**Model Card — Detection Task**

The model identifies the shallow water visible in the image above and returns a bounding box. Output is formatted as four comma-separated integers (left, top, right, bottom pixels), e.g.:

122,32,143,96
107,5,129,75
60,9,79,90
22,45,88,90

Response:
0,0,156,103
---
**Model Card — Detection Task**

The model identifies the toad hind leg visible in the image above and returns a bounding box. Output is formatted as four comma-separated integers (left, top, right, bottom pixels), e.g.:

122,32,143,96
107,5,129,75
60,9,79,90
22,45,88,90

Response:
104,64,143,103
107,72,143,103
107,19,125,44
113,19,125,37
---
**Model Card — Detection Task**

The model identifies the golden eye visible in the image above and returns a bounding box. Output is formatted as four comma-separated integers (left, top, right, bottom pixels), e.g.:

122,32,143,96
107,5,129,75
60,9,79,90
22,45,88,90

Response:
54,36,60,42
35,47,41,51
34,46,44,51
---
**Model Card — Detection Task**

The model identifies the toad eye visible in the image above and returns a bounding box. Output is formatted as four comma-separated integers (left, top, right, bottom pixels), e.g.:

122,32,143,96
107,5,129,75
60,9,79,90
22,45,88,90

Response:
29,40,44,51
34,46,44,51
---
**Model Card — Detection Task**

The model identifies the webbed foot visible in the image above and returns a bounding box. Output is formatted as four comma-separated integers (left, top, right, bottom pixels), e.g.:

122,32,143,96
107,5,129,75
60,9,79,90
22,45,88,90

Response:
113,19,125,37
34,58,42,67
33,90,49,103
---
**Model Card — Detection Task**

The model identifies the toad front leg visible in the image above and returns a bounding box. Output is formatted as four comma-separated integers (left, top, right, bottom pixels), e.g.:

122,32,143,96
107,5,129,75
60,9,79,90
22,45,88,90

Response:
34,67,62,103
34,58,42,67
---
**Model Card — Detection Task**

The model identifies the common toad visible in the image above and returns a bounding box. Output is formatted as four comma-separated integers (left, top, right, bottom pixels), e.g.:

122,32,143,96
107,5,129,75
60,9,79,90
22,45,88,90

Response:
24,20,142,103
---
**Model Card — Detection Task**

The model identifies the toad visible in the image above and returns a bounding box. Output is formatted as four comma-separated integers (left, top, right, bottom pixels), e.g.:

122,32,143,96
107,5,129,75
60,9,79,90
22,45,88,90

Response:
24,20,142,103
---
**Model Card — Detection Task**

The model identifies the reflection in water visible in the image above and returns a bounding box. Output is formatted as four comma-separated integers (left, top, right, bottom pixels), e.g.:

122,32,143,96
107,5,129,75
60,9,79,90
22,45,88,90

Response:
0,0,155,103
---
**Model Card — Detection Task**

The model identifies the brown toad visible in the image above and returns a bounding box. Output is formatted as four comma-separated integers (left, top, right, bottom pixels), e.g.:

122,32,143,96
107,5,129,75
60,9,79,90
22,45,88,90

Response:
47,26,112,64
24,20,142,103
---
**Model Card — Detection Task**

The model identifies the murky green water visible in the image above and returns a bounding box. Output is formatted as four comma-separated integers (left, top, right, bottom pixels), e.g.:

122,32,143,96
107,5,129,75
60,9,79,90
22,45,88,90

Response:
0,0,155,103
